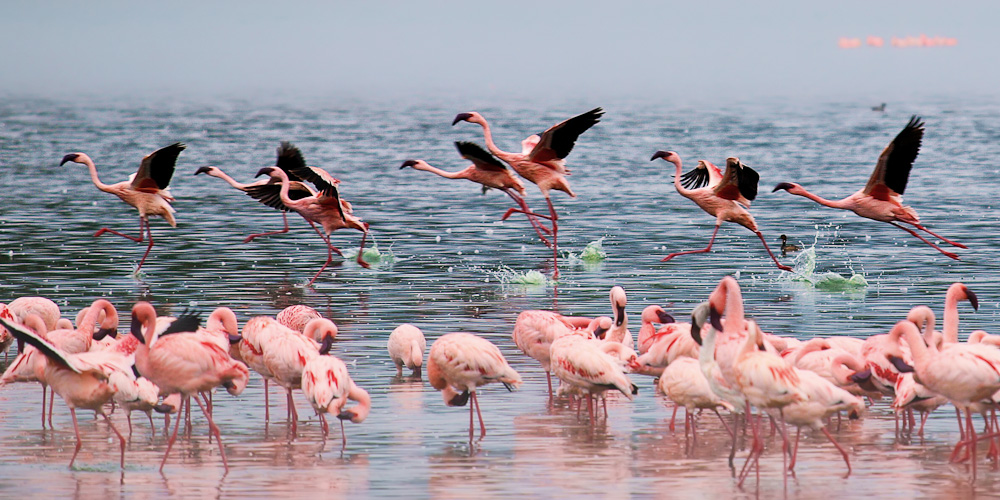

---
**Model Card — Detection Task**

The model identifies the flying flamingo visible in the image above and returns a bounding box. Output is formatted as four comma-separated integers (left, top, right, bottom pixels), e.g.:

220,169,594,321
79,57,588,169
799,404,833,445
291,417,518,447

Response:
130,302,249,472
772,116,966,259
0,317,131,469
550,334,638,425
61,143,186,272
427,332,522,442
453,107,605,279
256,160,371,285
401,142,554,246
301,354,371,447
387,324,426,377
650,153,791,271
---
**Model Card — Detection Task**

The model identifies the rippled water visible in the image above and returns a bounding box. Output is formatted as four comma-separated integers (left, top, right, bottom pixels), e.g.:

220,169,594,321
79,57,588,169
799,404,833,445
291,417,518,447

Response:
2,94,1000,498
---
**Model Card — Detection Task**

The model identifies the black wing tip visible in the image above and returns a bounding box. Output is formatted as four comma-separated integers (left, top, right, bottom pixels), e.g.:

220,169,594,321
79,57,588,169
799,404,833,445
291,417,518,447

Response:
159,310,201,337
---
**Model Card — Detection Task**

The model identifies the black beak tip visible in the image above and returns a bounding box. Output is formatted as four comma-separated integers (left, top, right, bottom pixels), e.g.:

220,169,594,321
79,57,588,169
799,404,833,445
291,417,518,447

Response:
60,154,78,166
452,113,472,126
400,159,417,169
650,151,667,162
255,167,273,178
690,324,703,346
194,166,212,175
967,288,979,311
772,182,794,192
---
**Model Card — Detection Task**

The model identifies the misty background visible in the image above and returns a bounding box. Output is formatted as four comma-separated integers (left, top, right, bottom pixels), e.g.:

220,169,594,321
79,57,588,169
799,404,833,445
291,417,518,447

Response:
1,1,995,105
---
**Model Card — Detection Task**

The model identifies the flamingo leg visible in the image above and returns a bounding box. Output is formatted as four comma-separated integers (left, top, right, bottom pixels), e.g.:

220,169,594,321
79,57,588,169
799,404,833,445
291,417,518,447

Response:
968,408,978,481
503,191,554,247
474,392,487,440
545,372,553,402
821,427,852,476
94,216,145,243
542,197,561,280
307,227,343,286
468,392,475,443
911,223,967,249
193,393,228,472
148,411,155,434
184,394,192,437
340,418,347,450
264,378,270,423
40,384,46,428
161,395,184,472
714,409,733,438
319,413,330,437
69,408,82,469
789,428,801,471
48,387,55,427
669,405,678,432
354,226,371,269
286,388,299,436
243,211,292,243
662,224,721,262
888,222,959,259
127,413,134,437
101,413,126,469
753,231,793,271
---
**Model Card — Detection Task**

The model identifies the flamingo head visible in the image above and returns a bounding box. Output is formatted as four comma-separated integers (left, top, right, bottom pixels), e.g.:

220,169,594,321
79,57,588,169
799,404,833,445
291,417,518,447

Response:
399,159,425,170
948,282,979,311
452,112,481,126
592,316,613,339
640,305,673,325
650,150,679,163
255,166,278,178
194,166,218,176
689,302,711,346
772,182,803,194
60,153,85,166
610,286,627,327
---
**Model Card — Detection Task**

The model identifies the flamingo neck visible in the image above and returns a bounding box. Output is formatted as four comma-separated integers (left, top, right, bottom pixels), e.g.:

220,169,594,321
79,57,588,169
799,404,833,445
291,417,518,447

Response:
410,341,423,367
829,353,861,386
273,169,305,211
793,187,853,210
476,119,515,162
345,385,371,422
943,294,960,345
898,322,931,369
698,325,718,374
415,163,468,180
211,169,249,190
81,156,115,193
670,156,696,197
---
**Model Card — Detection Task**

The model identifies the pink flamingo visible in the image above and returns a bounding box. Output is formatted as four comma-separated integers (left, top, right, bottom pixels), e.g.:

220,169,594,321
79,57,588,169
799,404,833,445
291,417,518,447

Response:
427,332,522,442
387,324,426,377
636,305,679,355
401,142,555,245
301,354,371,446
453,108,605,279
61,143,186,272
0,317,130,469
511,310,607,397
0,304,14,361
941,282,978,346
773,116,966,259
256,161,371,285
650,153,791,271
893,372,946,435
658,356,734,436
779,368,864,476
605,286,634,348
131,302,249,472
239,315,288,423
276,304,324,335
8,296,62,331
550,334,638,425
112,372,160,436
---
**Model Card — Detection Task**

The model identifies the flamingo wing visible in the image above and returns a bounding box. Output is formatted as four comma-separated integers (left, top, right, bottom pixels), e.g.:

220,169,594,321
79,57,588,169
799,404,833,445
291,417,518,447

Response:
0,318,82,374
680,162,711,190
527,107,604,163
132,142,185,192
863,115,923,199
147,312,201,339
275,142,307,182
520,135,540,155
455,141,508,172
244,180,316,211
288,164,347,221
713,158,758,206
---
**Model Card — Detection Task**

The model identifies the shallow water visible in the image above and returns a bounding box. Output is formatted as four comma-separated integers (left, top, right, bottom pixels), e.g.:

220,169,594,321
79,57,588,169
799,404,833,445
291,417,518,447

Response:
1,94,1000,498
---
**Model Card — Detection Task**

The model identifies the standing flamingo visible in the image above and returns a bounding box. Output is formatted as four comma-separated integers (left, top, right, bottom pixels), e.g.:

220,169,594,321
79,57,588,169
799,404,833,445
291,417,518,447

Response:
512,310,606,398
61,143,186,272
301,354,371,447
276,304,324,334
605,286,634,348
772,116,966,259
453,107,604,279
256,158,371,285
260,317,337,436
130,302,249,472
550,334,638,425
0,317,131,469
650,153,791,271
387,324,426,377
657,356,734,437
427,332,522,442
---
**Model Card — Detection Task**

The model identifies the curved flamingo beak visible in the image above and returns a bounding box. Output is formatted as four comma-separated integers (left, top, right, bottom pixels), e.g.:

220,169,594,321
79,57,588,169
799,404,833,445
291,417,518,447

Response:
772,182,795,192
656,310,674,324
400,160,418,169
593,325,609,339
130,313,146,345
650,151,670,161
228,333,242,345
194,166,213,175
966,287,979,310
319,335,335,355
888,355,914,373
60,153,80,166
709,306,724,332
255,167,276,178
452,113,473,126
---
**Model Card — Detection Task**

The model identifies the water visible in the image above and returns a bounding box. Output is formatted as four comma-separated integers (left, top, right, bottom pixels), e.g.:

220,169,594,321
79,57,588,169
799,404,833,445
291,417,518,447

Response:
2,93,1000,498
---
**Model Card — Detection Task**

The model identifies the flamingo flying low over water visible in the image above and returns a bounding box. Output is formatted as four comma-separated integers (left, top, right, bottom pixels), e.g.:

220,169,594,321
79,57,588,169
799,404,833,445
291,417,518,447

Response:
772,116,966,259
453,107,605,279
61,143,186,272
651,153,791,271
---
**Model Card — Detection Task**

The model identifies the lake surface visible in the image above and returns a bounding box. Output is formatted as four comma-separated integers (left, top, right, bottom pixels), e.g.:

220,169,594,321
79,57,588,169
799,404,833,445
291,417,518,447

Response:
1,93,999,498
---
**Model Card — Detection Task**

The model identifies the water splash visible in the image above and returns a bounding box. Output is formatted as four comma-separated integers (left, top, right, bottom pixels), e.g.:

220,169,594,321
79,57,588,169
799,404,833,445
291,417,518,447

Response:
343,242,395,266
490,265,549,286
785,246,868,291
567,238,608,266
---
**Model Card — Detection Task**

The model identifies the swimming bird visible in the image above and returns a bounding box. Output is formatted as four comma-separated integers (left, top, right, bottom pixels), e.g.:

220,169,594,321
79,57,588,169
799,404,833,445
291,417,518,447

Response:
453,107,604,279
872,103,886,112
779,234,800,257
387,324,426,377
61,143,185,272
772,116,965,259
650,153,791,271
427,332,522,442
301,354,370,447
256,147,371,284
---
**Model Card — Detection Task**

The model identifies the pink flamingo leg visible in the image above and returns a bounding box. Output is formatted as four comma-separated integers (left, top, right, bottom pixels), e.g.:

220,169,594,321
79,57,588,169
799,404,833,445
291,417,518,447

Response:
968,408,978,480
243,211,292,243
821,427,852,476
264,378,270,423
286,388,299,436
148,412,155,433
40,385,46,428
546,197,560,280
319,413,329,437
669,405,678,432
889,222,959,259
340,418,347,450
468,392,475,443
69,408,83,469
307,226,344,286
127,413,134,437
193,393,228,472
912,223,967,249
473,392,487,440
789,428,801,471
160,394,184,472
714,409,733,439
754,232,793,271
48,387,55,427
354,226,371,269
504,191,554,242
101,413,126,469
662,224,721,262
95,217,156,271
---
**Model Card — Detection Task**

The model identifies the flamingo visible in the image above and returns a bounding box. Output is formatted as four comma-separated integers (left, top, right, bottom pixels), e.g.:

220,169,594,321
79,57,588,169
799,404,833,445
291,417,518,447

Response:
636,305,678,355
387,324,426,377
276,304,324,335
256,157,371,285
427,332,522,442
261,317,338,435
0,317,130,469
130,302,249,472
772,116,966,259
657,356,734,437
401,142,554,246
301,354,371,446
893,372,946,435
0,304,13,360
453,107,605,279
194,161,317,243
7,296,62,331
550,334,638,425
650,153,791,271
112,372,161,436
511,310,606,397
941,282,978,346
61,143,186,272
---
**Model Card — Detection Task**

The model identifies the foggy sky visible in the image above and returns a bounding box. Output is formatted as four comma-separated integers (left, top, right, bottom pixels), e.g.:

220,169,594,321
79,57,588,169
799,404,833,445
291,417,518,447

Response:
1,1,996,103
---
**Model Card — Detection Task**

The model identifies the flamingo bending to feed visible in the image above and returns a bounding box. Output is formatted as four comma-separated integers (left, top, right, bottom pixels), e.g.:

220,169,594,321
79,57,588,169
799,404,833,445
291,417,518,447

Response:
276,304,324,334
401,142,554,246
131,302,249,472
0,317,131,469
512,309,608,398
256,152,370,285
658,356,733,436
453,107,605,279
550,334,638,425
8,296,62,331
301,354,371,446
650,153,791,271
387,324,426,377
61,143,186,272
261,317,338,436
772,116,965,259
428,332,522,442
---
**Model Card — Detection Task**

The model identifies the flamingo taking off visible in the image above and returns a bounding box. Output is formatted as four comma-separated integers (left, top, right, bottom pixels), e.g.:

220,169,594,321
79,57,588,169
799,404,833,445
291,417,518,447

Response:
650,153,791,271
427,332,522,442
256,144,371,285
453,107,604,279
61,143,186,272
772,116,966,259
387,324,426,377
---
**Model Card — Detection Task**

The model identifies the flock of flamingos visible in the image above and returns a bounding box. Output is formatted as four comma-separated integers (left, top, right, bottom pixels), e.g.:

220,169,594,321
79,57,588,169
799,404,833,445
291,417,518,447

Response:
0,108,989,489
